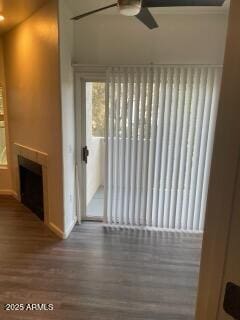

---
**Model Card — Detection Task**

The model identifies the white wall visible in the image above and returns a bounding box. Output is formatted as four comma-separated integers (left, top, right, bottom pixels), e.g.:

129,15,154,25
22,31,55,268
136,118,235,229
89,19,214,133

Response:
73,13,228,65
58,0,76,235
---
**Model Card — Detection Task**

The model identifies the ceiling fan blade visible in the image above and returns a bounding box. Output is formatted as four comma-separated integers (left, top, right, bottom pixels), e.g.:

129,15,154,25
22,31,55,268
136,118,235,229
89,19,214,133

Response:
142,0,225,7
71,3,117,20
136,8,158,29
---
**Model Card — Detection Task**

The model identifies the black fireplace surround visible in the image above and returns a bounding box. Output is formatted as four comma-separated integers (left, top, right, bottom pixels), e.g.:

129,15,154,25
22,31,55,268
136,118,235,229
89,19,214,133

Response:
18,156,44,221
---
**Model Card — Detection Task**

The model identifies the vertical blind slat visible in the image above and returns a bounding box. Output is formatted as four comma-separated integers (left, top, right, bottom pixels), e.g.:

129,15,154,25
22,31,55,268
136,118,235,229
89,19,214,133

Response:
158,67,174,228
112,69,121,223
124,69,134,224
135,68,147,226
152,68,167,227
108,70,115,222
104,69,110,223
118,69,128,224
141,68,154,225
129,69,141,225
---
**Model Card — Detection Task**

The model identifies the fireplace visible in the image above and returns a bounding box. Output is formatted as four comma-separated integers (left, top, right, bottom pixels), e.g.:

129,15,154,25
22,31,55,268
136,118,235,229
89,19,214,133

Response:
18,156,44,221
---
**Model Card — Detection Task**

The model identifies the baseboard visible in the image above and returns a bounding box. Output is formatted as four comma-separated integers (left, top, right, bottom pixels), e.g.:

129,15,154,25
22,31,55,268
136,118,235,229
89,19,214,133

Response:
0,189,18,198
64,216,77,239
0,189,12,195
48,222,65,239
48,216,77,239
11,191,18,200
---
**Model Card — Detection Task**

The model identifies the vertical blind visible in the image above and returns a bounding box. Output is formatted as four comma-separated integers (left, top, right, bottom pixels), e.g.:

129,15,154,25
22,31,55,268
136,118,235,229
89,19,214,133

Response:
105,65,222,231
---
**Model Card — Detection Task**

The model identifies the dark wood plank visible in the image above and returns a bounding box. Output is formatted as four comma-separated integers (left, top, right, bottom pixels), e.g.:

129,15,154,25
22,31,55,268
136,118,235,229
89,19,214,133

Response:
0,196,202,320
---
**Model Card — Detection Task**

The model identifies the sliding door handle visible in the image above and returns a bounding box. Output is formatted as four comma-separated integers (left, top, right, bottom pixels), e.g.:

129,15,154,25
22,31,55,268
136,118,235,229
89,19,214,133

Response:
82,146,89,164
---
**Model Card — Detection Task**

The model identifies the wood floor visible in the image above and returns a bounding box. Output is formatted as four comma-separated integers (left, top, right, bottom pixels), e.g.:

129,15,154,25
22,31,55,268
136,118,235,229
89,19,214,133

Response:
0,196,202,320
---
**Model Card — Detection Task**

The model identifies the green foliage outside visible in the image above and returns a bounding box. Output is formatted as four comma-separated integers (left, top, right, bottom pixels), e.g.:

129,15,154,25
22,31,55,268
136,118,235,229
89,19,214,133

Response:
92,83,105,137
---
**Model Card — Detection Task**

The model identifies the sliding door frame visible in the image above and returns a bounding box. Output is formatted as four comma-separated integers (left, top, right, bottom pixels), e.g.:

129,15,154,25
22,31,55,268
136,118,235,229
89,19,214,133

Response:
74,67,106,222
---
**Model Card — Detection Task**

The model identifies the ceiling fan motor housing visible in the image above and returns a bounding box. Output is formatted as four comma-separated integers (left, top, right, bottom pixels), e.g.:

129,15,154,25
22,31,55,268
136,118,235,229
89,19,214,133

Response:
118,0,142,16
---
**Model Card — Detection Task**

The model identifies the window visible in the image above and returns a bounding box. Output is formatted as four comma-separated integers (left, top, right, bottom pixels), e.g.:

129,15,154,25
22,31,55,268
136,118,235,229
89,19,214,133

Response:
0,86,7,165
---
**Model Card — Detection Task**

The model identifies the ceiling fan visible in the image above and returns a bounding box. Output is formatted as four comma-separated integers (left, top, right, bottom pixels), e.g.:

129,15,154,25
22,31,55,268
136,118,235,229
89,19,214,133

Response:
71,0,225,30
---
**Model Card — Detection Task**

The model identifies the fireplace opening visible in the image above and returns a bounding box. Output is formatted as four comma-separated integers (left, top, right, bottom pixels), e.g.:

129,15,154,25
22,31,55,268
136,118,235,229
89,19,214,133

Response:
18,156,44,221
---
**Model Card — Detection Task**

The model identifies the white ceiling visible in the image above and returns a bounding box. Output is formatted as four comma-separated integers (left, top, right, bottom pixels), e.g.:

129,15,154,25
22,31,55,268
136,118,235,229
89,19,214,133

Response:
67,0,230,16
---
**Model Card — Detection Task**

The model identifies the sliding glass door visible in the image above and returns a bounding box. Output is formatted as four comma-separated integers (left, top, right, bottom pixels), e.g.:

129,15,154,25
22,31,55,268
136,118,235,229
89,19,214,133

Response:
75,65,221,230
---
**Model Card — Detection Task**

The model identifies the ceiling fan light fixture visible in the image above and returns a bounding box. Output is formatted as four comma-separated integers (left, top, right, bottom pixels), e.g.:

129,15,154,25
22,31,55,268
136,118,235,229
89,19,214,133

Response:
118,0,142,16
